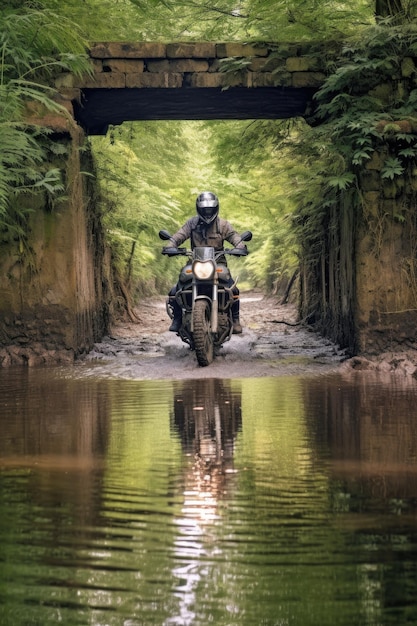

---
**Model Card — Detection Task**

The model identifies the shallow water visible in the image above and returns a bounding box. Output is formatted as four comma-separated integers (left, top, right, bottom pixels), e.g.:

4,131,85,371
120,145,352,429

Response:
1,369,417,625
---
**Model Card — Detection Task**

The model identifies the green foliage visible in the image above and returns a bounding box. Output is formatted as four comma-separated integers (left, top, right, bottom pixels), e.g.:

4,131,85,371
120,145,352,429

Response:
40,0,378,42
91,117,299,297
91,121,222,296
0,2,91,234
306,21,417,194
381,156,405,178
1,4,90,82
280,19,417,342
327,173,357,190
219,56,253,76
207,119,300,291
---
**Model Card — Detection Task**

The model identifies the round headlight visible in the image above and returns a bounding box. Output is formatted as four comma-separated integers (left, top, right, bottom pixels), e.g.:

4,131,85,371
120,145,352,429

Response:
193,260,215,280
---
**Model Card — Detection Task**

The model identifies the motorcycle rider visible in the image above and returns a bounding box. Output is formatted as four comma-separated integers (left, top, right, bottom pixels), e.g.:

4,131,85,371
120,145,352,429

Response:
165,191,247,334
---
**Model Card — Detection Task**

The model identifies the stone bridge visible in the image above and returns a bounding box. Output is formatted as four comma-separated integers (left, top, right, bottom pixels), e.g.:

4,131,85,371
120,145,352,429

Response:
56,42,331,134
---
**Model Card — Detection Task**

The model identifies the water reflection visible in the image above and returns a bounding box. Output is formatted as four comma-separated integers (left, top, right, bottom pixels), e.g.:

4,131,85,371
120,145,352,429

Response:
171,378,241,520
305,373,417,626
0,369,109,528
0,370,417,625
168,379,241,625
0,370,109,463
305,373,417,506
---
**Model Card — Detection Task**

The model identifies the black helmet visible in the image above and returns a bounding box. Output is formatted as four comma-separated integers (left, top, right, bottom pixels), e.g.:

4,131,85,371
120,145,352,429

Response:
196,191,219,224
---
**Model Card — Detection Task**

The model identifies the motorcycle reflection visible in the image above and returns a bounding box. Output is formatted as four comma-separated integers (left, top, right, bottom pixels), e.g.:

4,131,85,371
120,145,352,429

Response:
168,379,242,622
170,378,242,520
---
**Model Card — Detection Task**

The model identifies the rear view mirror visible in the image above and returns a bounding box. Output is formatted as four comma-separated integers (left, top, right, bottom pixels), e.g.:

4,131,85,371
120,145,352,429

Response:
240,230,252,242
159,230,172,241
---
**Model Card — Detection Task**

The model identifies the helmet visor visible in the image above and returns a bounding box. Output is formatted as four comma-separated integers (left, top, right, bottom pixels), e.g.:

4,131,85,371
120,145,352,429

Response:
198,204,218,221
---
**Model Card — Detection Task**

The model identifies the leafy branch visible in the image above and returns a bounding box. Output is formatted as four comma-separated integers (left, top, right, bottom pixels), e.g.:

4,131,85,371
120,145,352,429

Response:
0,2,91,233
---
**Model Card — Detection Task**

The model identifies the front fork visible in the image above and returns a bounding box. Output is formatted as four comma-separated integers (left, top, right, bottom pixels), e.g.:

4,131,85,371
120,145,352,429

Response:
191,277,218,333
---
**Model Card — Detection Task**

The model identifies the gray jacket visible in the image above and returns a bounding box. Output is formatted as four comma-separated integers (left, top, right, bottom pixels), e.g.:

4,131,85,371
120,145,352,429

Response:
171,216,244,252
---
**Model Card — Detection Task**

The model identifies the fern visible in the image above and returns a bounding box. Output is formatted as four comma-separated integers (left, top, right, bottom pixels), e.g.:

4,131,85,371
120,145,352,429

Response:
0,2,92,233
219,57,253,76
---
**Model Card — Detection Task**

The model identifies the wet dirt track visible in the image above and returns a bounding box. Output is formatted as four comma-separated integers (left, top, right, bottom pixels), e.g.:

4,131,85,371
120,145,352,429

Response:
77,292,347,380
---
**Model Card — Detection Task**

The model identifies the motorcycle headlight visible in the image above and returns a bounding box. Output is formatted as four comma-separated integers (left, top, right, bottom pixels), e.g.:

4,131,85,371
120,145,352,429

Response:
193,260,215,280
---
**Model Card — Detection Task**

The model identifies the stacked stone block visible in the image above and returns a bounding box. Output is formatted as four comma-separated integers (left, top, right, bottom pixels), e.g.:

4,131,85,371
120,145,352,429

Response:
55,41,327,109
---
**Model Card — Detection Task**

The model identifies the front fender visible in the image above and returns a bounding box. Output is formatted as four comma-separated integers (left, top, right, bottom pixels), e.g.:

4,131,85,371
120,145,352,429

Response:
193,294,212,304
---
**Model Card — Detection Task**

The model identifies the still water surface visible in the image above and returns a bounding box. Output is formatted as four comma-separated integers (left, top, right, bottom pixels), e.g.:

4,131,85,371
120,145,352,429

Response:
1,369,417,625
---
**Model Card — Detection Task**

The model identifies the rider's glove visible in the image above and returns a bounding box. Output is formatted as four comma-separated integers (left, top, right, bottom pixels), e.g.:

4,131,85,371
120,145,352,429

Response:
162,246,178,255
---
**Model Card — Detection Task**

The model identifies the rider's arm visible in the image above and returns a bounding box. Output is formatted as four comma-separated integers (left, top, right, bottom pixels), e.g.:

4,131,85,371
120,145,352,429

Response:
222,219,247,249
170,217,196,247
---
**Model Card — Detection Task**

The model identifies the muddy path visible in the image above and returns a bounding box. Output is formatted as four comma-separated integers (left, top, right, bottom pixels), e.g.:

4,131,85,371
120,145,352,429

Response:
76,291,348,380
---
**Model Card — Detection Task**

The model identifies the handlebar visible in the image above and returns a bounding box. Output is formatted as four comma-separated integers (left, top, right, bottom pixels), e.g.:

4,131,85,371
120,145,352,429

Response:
162,246,248,258
225,248,248,256
162,247,188,256
159,229,252,259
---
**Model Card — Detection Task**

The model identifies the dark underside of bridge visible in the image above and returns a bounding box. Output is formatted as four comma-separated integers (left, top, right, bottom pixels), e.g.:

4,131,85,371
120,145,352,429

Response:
74,86,317,134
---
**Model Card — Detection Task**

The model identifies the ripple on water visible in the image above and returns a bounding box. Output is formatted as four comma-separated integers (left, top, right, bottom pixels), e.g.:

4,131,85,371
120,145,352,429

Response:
1,372,417,625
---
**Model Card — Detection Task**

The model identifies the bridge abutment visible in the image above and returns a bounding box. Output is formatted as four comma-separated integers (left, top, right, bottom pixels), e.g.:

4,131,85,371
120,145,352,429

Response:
0,115,111,365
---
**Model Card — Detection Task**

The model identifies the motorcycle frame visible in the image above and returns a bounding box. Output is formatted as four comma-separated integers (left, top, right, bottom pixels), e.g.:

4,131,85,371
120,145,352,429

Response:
174,247,237,342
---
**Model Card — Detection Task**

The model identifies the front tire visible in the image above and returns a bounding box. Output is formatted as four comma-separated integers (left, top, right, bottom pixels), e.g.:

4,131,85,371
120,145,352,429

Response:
193,299,214,366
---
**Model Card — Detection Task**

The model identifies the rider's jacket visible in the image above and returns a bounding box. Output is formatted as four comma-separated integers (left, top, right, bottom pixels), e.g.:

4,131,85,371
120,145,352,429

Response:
171,217,245,261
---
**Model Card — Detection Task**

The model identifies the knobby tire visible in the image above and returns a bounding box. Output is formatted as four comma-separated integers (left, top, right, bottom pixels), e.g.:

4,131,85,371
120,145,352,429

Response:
193,299,214,366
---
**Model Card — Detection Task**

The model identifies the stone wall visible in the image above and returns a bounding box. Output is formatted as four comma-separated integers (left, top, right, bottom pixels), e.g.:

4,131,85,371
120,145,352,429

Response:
56,41,328,95
0,114,110,366
299,136,417,356
356,144,417,353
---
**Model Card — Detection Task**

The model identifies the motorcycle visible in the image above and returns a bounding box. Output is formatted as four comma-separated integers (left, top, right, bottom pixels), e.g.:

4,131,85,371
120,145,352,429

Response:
159,229,252,367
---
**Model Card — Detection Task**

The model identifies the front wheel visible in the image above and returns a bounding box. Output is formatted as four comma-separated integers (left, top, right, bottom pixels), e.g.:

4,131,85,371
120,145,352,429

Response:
193,299,214,366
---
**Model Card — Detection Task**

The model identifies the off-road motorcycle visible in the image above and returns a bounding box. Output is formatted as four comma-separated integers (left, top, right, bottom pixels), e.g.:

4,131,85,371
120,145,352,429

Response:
159,229,252,366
